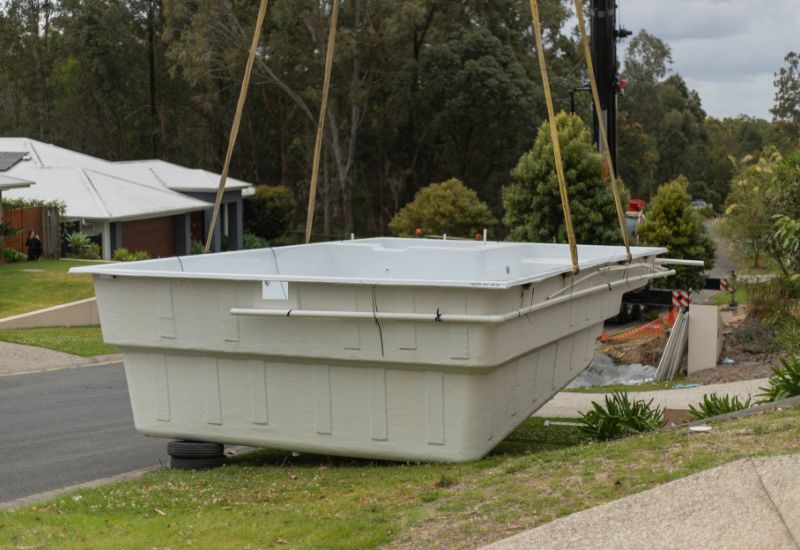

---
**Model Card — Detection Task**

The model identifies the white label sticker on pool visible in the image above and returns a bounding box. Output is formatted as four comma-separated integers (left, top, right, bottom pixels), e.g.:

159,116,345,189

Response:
262,280,289,300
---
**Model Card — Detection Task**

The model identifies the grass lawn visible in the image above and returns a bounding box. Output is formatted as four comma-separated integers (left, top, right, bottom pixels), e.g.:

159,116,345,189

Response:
714,287,748,306
0,259,97,318
2,409,798,549
565,376,688,393
0,326,117,357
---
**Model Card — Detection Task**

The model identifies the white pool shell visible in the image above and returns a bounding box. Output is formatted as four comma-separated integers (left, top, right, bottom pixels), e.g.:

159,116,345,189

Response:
73,238,672,462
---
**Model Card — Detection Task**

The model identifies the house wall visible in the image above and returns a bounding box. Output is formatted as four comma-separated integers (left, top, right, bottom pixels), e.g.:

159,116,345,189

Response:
184,190,243,251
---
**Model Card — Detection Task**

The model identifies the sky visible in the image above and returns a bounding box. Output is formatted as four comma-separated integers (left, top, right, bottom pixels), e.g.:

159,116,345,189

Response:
614,0,800,121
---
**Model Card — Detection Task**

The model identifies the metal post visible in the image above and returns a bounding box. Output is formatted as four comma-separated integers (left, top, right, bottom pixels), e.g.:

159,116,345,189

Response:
589,0,630,170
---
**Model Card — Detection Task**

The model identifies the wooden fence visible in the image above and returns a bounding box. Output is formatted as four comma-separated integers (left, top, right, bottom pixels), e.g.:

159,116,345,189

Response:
2,206,60,258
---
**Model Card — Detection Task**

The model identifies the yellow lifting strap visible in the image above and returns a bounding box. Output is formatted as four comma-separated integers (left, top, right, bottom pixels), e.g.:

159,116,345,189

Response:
204,0,270,253
528,0,580,274
304,0,340,244
573,0,632,261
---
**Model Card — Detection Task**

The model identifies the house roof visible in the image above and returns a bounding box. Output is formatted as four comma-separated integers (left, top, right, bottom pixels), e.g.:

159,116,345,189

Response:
0,138,211,222
117,159,255,195
0,174,34,191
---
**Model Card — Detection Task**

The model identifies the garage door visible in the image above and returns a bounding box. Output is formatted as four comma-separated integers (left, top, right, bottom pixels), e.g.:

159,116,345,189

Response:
121,216,176,258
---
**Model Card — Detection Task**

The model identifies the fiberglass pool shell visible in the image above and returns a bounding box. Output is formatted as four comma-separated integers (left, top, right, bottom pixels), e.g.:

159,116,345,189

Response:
72,238,670,462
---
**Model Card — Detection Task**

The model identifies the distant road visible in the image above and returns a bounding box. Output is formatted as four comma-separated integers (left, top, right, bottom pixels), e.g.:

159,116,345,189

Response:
706,220,737,279
0,364,168,504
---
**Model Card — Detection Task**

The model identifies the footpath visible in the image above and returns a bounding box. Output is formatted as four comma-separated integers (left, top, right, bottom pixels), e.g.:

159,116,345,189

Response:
485,453,800,549
0,341,120,376
535,378,767,418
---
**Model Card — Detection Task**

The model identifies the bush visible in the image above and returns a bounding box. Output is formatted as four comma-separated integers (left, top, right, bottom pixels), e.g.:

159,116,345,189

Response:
730,320,779,355
637,177,716,289
191,240,205,255
244,185,297,241
66,232,101,260
503,112,627,245
81,243,101,260
389,178,496,238
2,248,26,263
243,232,269,250
758,355,800,402
579,392,664,441
112,248,150,262
688,393,752,420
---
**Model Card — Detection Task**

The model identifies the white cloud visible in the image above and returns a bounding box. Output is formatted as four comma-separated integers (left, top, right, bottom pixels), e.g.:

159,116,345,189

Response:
617,0,799,119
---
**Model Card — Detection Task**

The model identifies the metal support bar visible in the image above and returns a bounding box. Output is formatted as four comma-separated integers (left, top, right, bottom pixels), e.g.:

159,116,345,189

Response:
231,270,676,325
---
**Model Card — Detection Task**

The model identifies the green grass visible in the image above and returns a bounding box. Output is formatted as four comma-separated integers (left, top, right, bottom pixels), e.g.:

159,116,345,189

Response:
714,287,748,306
565,377,688,393
2,409,799,549
0,259,97,318
0,326,117,357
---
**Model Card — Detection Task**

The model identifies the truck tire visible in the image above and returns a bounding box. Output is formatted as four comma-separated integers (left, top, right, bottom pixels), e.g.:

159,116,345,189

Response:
167,440,224,459
170,455,227,470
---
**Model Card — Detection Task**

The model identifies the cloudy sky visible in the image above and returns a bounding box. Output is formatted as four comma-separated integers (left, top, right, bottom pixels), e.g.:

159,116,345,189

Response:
615,0,799,120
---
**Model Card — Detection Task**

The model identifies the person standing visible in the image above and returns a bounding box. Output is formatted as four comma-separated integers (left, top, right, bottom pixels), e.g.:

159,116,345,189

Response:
26,231,43,261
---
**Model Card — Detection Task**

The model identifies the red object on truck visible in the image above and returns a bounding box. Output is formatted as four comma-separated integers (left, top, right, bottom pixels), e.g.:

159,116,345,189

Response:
627,198,645,212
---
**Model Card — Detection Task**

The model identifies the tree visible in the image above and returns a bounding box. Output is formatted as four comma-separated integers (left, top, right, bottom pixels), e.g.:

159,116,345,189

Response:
620,31,672,131
414,28,537,206
722,153,774,268
638,177,715,289
618,32,733,208
388,178,495,238
772,51,800,124
244,185,297,241
503,112,626,245
771,150,800,220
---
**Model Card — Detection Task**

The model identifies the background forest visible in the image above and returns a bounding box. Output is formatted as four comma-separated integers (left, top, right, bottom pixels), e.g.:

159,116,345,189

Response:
1,0,798,241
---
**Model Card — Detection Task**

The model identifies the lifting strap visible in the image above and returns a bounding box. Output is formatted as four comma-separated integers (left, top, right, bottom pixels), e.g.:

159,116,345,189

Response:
528,0,579,274
304,0,340,244
204,0,270,253
573,0,632,260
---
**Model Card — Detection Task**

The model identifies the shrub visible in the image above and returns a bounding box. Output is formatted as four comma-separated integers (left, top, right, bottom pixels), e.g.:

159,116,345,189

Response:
730,320,779,355
66,232,101,260
637,177,716,290
503,112,627,245
112,248,150,261
2,248,26,263
243,232,269,250
112,247,130,261
81,243,101,260
389,178,496,238
244,185,297,241
758,355,800,402
130,250,150,261
688,393,752,420
191,240,205,255
579,391,664,441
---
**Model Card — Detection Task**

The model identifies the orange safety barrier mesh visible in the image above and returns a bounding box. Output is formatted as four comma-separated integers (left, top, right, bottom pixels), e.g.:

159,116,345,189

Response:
598,310,675,343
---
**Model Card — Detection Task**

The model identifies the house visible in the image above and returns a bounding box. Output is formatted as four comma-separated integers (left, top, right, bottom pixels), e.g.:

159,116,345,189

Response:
0,139,254,259
0,172,35,239
117,159,253,252
0,173,35,214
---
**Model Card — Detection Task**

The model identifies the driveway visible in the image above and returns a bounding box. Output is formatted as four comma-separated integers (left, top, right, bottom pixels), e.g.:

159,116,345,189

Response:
0,363,168,505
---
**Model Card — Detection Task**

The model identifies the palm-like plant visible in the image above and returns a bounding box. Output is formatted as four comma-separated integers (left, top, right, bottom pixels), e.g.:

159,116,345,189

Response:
689,393,752,420
758,355,800,403
579,392,665,441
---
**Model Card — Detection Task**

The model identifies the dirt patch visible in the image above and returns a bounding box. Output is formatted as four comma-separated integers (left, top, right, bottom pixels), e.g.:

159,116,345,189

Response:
599,304,782,386
599,332,667,366
689,361,774,385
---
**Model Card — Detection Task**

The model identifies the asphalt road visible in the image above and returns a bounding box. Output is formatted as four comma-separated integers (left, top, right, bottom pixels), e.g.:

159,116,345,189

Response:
0,363,168,504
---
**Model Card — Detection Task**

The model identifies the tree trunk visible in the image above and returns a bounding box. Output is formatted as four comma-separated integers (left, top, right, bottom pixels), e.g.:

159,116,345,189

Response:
147,0,161,157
